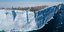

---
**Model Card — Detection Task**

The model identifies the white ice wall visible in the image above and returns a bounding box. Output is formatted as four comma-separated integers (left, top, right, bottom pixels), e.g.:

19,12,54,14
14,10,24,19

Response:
0,10,15,31
0,10,37,32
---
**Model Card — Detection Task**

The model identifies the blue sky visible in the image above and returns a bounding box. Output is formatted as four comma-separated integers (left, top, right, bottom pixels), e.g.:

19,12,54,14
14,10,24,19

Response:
0,0,63,8
0,0,63,3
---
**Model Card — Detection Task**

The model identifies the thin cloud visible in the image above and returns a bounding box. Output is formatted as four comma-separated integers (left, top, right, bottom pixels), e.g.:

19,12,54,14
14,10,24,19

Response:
0,2,62,8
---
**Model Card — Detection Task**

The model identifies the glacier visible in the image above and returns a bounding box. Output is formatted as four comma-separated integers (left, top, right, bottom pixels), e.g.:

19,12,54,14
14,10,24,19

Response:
0,4,64,32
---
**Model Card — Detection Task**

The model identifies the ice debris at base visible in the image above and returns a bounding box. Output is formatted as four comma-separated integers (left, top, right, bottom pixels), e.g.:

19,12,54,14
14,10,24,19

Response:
0,4,64,32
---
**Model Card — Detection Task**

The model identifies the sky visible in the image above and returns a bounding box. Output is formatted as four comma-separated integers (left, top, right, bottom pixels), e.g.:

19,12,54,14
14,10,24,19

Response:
0,0,64,8
0,0,63,2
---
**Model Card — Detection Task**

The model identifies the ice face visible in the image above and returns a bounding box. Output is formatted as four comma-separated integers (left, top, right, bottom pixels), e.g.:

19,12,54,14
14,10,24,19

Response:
13,10,37,31
14,10,27,31
0,10,15,31
0,4,63,32
0,9,37,32
0,8,56,32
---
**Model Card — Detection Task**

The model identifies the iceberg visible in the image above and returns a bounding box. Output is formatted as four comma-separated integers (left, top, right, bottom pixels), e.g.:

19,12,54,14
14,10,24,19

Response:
0,4,64,32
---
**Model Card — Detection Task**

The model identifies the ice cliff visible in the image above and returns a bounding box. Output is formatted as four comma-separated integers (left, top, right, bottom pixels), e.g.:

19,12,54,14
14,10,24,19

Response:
0,4,64,32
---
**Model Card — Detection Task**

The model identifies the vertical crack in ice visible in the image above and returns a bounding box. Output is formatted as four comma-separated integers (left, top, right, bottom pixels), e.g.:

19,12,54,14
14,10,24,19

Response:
12,10,16,20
